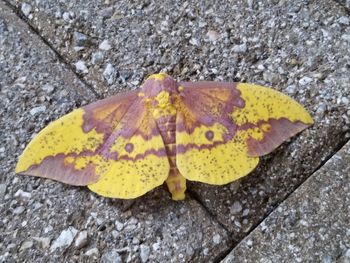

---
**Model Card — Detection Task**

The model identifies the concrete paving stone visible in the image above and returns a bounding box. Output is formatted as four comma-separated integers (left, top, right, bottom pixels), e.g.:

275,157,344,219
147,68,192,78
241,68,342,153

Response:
177,0,350,241
0,3,232,263
2,0,350,260
222,141,350,263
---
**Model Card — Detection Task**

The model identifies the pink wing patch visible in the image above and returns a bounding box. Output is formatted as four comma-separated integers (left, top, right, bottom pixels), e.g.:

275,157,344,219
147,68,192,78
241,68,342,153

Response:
177,81,244,134
242,119,310,156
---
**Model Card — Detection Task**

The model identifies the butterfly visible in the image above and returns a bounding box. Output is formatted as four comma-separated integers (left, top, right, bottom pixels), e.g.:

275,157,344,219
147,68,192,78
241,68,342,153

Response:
16,73,313,200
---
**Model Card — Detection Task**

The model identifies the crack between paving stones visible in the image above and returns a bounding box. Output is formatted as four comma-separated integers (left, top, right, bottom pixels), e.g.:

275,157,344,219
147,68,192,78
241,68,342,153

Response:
212,137,350,262
187,189,235,263
188,135,349,263
2,0,101,99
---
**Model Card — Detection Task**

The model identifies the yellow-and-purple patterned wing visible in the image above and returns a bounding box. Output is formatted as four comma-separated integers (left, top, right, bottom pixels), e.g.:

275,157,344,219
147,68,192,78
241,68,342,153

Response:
175,81,313,185
16,90,169,198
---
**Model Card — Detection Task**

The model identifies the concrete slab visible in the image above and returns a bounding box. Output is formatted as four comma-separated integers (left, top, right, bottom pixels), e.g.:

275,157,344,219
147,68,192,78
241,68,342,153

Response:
1,0,350,260
0,3,231,262
182,0,350,240
222,141,350,263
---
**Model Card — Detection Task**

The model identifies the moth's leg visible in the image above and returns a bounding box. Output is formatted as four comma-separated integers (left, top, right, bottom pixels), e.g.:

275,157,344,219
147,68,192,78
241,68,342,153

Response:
165,168,186,200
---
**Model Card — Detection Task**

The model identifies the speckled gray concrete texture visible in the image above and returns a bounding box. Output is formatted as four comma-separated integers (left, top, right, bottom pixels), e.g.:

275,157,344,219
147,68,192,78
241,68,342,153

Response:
223,141,350,263
1,0,350,262
186,0,350,241
0,2,231,262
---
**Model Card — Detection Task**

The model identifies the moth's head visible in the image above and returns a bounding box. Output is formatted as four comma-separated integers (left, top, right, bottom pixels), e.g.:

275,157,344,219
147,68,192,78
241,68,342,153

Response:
140,73,179,98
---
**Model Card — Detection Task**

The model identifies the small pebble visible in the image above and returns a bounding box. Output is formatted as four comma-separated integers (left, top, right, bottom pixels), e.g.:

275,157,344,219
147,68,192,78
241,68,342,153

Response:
338,16,350,25
212,234,221,244
232,43,247,53
285,85,296,94
14,189,32,200
30,106,46,116
75,60,88,74
101,249,122,263
341,97,349,105
189,37,200,46
0,184,6,198
207,30,221,42
263,72,279,84
42,84,55,94
50,227,78,251
74,32,89,47
246,239,253,246
103,63,117,85
21,3,32,17
74,231,88,249
140,244,150,263
32,237,51,249
152,242,160,251
242,209,250,217
316,103,327,118
62,12,73,22
85,247,99,257
115,221,124,231
99,40,112,50
322,254,332,263
20,240,33,251
231,201,242,214
299,76,313,85
91,51,104,65
13,206,25,215
341,34,350,42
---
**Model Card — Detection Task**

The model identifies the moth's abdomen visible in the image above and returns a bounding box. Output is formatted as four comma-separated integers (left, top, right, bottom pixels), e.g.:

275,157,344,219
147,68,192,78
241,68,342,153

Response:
156,115,177,163
155,114,186,200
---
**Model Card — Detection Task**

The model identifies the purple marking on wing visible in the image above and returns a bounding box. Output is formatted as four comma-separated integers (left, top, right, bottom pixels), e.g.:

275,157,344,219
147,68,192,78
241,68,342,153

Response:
82,90,139,135
205,130,214,141
22,153,99,186
92,97,168,161
176,140,229,154
239,118,310,156
118,148,168,161
176,81,242,135
124,143,134,153
175,81,247,155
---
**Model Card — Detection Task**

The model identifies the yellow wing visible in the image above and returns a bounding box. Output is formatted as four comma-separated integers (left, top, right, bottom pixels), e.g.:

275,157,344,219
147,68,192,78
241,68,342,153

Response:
16,90,169,199
175,81,313,185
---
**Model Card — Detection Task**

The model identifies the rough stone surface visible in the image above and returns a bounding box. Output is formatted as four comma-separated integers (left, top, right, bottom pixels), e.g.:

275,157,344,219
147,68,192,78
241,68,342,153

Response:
223,141,350,263
184,0,350,240
1,0,350,262
0,3,231,262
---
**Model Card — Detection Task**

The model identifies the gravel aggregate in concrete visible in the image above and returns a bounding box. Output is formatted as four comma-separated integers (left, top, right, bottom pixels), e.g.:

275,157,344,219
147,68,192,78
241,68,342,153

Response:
1,0,350,261
223,141,350,263
0,2,231,262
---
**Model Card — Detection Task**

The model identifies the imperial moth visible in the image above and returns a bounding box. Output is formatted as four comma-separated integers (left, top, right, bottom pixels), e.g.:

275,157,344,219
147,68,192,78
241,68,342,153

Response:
16,73,313,200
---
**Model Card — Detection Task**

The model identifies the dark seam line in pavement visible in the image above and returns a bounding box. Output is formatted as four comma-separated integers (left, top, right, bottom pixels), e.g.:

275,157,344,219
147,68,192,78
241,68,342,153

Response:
187,189,235,263
2,0,102,99
189,136,349,262
218,137,350,261
332,0,350,15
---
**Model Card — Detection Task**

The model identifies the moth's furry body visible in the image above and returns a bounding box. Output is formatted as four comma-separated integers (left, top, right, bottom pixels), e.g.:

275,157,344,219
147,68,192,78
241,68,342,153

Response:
142,74,187,199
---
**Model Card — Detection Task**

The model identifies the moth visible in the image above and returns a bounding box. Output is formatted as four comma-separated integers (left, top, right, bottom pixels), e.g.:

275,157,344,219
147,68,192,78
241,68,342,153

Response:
16,73,313,200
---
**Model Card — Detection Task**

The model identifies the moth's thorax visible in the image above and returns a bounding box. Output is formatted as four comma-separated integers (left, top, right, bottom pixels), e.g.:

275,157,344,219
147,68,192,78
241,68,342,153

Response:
139,73,181,120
